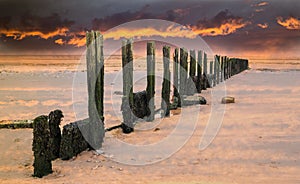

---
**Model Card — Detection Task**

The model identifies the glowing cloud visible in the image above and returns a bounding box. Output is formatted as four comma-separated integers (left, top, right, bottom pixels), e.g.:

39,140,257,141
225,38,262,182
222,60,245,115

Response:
190,20,248,36
0,27,69,40
257,23,268,29
55,38,65,45
277,17,300,30
256,2,269,7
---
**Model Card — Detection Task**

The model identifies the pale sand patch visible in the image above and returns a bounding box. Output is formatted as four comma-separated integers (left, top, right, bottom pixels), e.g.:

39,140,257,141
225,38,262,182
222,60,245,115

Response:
0,69,299,183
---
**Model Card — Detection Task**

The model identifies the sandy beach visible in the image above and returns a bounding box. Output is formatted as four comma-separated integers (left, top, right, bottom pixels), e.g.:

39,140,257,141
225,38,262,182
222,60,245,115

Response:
0,61,300,183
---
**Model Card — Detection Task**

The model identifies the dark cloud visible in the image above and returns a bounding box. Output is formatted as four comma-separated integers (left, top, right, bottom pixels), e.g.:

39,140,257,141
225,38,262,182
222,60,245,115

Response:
194,9,245,29
19,13,74,33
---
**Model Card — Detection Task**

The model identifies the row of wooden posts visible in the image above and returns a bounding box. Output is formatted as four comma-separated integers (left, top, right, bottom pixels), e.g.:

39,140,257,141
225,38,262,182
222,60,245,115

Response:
86,31,249,134
31,30,248,178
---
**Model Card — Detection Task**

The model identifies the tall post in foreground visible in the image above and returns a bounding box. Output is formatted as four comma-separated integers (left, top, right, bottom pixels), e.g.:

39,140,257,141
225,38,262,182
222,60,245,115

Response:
173,48,180,107
95,32,104,121
86,31,104,148
32,115,52,178
161,46,170,117
197,50,202,93
179,48,188,96
121,39,134,133
146,42,155,121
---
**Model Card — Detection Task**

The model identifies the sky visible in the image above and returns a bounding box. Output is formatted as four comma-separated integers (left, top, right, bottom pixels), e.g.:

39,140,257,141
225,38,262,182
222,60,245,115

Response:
0,0,299,58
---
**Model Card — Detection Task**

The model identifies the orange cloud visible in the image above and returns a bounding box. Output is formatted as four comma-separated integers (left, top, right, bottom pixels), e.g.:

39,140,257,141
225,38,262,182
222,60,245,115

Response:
257,23,268,29
190,20,248,36
55,38,65,45
103,25,197,40
256,2,268,6
277,17,300,30
0,27,69,40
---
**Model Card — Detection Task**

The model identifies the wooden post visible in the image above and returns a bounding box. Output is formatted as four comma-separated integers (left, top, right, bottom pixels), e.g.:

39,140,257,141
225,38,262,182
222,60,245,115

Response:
146,42,155,121
121,39,134,133
216,55,220,84
48,110,63,161
224,56,227,80
32,115,52,178
189,50,196,78
173,48,180,107
86,31,104,147
209,61,213,87
220,56,224,82
202,52,208,89
161,46,170,117
203,52,207,77
196,50,202,93
213,56,217,86
179,48,188,96
95,32,104,121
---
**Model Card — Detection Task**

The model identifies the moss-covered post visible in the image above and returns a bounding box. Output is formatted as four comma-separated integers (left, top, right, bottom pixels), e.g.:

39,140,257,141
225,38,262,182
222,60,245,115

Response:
32,115,52,178
173,48,180,107
146,41,155,121
197,50,202,93
48,109,63,161
161,46,170,117
86,31,104,148
121,39,134,133
179,48,188,96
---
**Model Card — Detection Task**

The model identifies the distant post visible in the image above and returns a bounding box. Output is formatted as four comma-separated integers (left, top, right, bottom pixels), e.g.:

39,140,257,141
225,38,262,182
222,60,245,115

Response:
220,56,224,82
209,61,213,87
179,48,188,96
216,55,220,84
202,52,208,89
146,42,155,121
197,50,202,93
173,48,180,107
161,46,170,117
189,50,196,78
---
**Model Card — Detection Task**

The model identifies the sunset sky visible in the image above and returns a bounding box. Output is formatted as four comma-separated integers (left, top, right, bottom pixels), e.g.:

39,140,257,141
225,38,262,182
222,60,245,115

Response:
0,0,299,58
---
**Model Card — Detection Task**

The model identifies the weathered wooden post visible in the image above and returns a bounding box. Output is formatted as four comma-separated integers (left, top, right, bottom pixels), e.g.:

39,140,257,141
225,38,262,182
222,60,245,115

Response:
146,41,155,121
48,109,63,160
86,31,104,147
186,50,197,95
173,48,180,107
210,61,213,87
32,115,52,178
196,50,202,93
220,56,224,82
202,52,208,89
213,56,217,87
216,55,220,84
179,48,188,96
121,39,134,133
95,32,104,121
224,56,227,80
161,46,170,117
189,50,196,78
